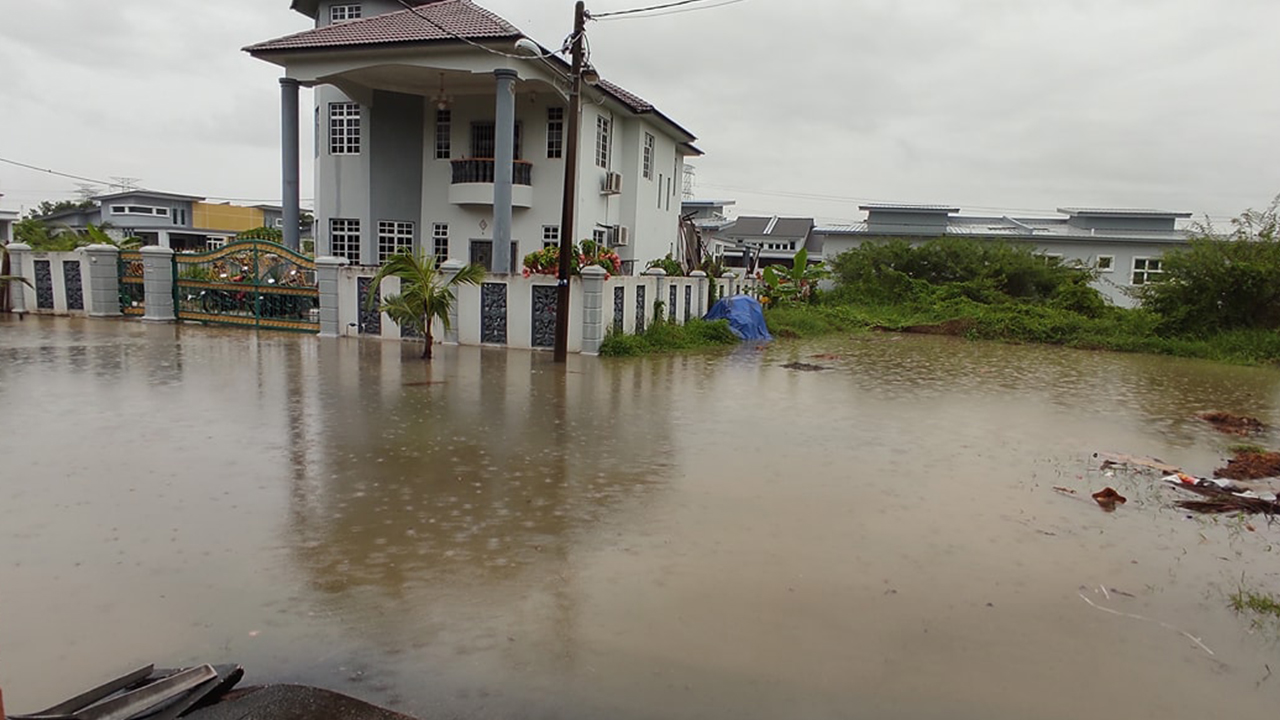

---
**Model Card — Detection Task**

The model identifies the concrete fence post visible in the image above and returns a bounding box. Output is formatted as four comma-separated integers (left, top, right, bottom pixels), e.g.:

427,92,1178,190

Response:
6,243,30,315
580,265,607,355
315,256,348,337
720,271,737,298
141,246,175,323
83,244,121,317
439,259,465,344
690,270,708,317
644,266,666,325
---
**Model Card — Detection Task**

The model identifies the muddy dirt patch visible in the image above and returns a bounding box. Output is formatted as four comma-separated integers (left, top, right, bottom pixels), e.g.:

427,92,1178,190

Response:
1199,411,1266,436
1214,450,1280,480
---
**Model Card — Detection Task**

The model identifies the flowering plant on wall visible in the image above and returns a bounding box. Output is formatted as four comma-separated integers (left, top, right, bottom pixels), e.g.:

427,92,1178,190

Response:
522,240,622,279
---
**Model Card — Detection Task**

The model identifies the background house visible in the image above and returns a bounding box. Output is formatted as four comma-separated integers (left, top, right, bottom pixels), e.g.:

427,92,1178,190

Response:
719,215,817,271
32,190,313,251
813,204,1192,306
0,196,17,244
249,0,700,274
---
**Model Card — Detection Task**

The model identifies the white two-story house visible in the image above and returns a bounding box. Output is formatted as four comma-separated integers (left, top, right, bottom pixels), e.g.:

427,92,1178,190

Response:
247,0,701,274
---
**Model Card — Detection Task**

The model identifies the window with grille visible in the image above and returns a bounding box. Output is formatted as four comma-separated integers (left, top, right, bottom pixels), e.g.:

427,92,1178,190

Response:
643,133,654,179
329,102,361,155
330,4,362,23
329,218,360,263
1132,257,1163,285
595,115,611,168
547,107,564,159
432,223,449,264
471,122,522,159
435,109,451,159
542,225,560,249
592,228,607,245
377,221,414,263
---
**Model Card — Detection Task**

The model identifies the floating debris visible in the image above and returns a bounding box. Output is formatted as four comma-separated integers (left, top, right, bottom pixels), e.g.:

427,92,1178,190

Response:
781,362,826,372
1092,487,1127,512
1094,451,1181,475
1215,450,1280,481
1199,411,1266,436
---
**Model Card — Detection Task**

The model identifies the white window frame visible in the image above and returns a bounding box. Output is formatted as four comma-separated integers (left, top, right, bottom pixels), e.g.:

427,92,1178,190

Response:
542,225,560,249
1095,255,1115,272
643,133,655,180
592,228,608,245
595,115,611,169
330,4,362,23
546,107,564,159
435,109,451,160
329,102,361,155
329,218,360,263
111,204,168,217
378,220,414,263
1131,257,1163,285
432,223,449,264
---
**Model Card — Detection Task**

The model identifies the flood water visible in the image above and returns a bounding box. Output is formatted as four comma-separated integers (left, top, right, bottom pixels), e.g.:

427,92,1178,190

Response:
3,315,1280,719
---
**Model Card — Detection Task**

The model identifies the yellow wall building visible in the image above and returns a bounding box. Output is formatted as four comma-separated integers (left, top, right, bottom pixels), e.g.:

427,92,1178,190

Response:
192,202,267,233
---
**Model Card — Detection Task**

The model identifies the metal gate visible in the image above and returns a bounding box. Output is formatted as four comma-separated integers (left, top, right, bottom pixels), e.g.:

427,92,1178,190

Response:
174,240,319,332
119,251,146,316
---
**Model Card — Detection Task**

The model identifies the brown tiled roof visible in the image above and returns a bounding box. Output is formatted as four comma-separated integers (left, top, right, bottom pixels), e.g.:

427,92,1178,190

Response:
248,0,697,143
246,0,520,53
596,79,653,114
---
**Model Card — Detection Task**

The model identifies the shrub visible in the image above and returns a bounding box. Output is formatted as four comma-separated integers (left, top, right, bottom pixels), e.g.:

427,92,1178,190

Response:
830,236,1098,305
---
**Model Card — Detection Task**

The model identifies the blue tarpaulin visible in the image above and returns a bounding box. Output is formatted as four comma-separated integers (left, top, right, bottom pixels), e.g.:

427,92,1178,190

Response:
703,295,773,341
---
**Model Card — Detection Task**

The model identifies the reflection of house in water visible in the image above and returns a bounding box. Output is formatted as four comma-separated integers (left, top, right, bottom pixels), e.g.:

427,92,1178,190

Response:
283,343,683,669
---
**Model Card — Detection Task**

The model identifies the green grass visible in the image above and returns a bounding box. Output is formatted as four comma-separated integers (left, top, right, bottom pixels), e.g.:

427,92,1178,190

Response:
1230,588,1280,618
762,299,1280,366
599,318,740,357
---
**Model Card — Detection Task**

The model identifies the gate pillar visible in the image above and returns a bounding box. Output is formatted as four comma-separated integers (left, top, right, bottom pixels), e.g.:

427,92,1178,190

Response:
141,246,176,323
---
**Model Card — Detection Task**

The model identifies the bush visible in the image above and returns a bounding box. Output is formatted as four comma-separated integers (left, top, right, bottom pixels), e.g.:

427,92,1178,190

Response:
1140,234,1280,336
599,318,738,356
830,237,1099,305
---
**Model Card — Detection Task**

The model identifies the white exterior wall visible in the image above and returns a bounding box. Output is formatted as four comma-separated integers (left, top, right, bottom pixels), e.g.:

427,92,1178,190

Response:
314,84,372,262
417,91,570,270
10,250,93,316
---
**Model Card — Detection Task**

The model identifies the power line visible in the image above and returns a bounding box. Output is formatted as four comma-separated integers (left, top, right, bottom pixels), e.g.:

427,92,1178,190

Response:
590,0,722,19
0,156,313,205
0,156,115,188
593,0,750,20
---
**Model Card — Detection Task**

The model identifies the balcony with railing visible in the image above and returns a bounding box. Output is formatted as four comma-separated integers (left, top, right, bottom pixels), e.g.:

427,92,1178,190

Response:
448,159,534,208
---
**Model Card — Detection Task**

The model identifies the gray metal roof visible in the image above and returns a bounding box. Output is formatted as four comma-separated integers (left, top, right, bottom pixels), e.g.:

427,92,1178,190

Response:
1058,207,1193,218
860,204,959,213
814,219,1188,244
94,190,204,202
725,215,814,238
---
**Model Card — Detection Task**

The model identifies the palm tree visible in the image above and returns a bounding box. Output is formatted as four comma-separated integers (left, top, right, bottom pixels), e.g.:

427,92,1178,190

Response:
365,250,485,360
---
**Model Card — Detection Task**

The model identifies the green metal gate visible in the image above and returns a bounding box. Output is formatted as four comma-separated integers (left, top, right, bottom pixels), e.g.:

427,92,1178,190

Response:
119,250,146,316
174,240,319,332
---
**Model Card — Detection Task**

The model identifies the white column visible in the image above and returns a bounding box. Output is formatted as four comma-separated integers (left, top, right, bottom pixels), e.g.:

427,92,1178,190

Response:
83,244,121,317
439,259,464,343
315,256,348,337
141,246,176,322
6,242,30,314
580,265,606,354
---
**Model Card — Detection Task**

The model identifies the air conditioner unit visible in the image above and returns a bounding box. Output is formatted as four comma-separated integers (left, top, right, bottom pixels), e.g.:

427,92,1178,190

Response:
611,225,630,247
602,171,623,195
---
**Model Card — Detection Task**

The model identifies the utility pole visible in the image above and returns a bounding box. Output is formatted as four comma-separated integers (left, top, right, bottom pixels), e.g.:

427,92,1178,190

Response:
553,0,587,363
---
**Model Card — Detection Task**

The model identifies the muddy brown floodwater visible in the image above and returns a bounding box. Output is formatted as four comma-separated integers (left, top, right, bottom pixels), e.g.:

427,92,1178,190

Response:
3,315,1280,719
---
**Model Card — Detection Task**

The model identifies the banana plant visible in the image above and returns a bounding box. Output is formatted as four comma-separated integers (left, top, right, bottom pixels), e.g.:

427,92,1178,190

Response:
759,249,828,306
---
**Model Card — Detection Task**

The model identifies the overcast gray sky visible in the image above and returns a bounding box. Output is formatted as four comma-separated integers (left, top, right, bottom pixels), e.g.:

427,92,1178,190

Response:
1,0,1276,224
